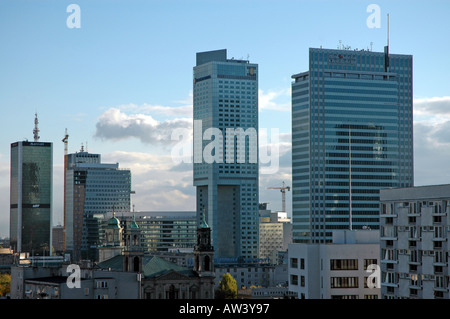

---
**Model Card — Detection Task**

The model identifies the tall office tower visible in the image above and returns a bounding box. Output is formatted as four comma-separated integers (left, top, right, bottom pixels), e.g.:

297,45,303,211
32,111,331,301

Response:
64,147,131,261
193,49,259,260
291,47,413,244
10,113,53,255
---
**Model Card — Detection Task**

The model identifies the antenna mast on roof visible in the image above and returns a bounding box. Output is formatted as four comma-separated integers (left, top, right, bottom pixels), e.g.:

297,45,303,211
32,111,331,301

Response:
62,128,69,155
384,13,390,72
33,112,40,142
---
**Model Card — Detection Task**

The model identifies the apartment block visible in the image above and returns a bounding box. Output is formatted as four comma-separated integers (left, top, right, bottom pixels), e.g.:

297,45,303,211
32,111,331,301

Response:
380,184,450,299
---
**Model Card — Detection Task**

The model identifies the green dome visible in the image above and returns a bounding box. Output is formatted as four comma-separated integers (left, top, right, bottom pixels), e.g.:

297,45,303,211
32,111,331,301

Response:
107,213,121,229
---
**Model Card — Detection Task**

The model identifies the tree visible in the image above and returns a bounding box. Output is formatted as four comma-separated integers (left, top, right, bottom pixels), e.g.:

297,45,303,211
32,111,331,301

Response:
215,273,237,299
0,274,11,297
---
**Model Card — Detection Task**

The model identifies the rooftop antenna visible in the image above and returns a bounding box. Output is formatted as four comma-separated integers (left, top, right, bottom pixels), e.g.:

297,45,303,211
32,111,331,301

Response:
80,142,84,152
387,13,390,48
62,128,69,155
384,13,390,72
33,112,40,142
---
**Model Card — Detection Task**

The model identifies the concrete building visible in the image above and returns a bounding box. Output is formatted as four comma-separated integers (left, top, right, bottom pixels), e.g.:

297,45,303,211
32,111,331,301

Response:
10,260,140,299
288,230,380,299
380,184,450,299
291,47,413,243
10,114,53,255
193,49,259,260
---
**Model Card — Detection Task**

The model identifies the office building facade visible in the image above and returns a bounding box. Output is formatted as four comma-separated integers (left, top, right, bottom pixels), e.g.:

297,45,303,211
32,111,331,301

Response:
193,49,259,260
10,140,53,255
291,47,413,243
64,149,131,261
380,184,450,299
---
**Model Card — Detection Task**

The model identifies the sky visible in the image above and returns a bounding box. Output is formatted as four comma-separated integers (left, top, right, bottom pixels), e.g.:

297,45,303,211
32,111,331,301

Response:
0,0,449,238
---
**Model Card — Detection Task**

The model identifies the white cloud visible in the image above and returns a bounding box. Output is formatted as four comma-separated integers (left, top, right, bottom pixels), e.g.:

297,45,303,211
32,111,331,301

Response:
94,107,192,145
258,88,291,112
414,96,450,124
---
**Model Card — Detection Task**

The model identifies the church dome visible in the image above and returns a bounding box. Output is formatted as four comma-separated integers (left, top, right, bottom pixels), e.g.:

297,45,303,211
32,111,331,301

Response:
107,213,121,229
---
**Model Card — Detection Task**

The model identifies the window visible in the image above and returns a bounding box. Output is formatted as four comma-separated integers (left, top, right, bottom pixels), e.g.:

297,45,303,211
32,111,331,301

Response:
330,277,359,288
290,258,298,268
290,275,298,285
364,259,377,270
330,259,358,270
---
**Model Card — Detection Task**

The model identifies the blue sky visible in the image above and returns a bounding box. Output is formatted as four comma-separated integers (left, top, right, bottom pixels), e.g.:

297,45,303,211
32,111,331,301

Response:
0,0,450,237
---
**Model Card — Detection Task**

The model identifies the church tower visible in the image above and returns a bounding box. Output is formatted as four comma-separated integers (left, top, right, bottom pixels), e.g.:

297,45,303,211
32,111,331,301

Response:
98,212,124,262
123,214,144,273
193,213,214,277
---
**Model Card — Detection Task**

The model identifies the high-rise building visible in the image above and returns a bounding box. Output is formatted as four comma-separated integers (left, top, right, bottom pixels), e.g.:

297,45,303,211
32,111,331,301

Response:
193,49,259,260
291,47,413,244
379,184,450,299
64,148,131,261
10,114,53,255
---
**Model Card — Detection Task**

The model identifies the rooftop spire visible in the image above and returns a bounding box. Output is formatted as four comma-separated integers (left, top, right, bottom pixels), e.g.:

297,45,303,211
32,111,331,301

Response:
33,112,40,142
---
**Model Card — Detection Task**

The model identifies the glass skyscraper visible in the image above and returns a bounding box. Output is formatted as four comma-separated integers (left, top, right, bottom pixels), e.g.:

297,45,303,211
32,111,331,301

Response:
291,47,413,243
193,49,259,260
64,149,131,261
10,141,53,255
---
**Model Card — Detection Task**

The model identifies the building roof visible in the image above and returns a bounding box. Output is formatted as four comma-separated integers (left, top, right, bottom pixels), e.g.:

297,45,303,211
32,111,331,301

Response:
25,276,82,284
96,255,197,279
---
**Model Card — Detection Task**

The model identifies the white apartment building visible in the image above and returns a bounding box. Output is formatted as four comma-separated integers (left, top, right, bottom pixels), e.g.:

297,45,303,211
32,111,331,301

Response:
288,230,380,299
380,184,450,299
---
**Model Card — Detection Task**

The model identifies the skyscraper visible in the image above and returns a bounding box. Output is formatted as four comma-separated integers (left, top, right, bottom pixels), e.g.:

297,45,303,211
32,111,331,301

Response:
10,113,53,255
291,47,413,243
64,147,131,261
193,49,259,260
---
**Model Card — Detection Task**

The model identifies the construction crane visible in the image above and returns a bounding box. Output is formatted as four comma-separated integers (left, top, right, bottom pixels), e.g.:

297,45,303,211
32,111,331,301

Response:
267,181,290,212
62,128,69,155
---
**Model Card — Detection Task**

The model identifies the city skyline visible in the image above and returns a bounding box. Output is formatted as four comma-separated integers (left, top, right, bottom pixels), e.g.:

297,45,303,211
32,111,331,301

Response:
1,0,450,238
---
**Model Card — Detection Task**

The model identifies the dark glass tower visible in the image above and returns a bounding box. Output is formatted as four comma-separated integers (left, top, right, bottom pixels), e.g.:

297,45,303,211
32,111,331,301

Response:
10,115,53,255
291,47,413,243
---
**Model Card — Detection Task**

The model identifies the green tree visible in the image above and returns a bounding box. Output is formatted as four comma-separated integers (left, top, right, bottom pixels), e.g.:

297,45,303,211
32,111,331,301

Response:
215,273,237,299
0,274,11,297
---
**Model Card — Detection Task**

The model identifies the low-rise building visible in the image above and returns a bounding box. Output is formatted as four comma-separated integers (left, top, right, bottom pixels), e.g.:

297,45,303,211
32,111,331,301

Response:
288,230,380,299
